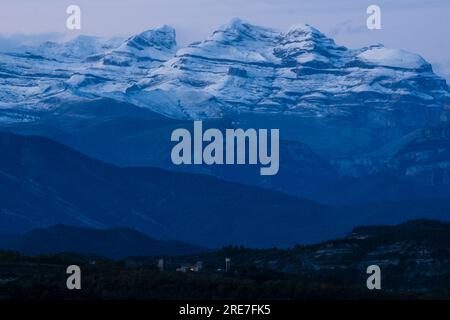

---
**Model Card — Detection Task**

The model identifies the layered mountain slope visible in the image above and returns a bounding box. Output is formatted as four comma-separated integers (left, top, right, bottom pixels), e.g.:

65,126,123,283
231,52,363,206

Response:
2,19,447,126
130,19,448,125
2,100,450,205
388,124,450,187
0,98,341,202
1,19,450,204
1,19,448,153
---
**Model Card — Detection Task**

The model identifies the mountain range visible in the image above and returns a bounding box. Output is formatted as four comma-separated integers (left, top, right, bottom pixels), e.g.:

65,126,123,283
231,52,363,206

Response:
1,132,450,247
1,19,449,205
1,19,450,245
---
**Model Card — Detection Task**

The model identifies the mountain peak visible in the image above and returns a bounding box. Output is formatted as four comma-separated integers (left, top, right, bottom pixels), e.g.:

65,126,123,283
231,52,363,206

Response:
282,23,337,48
286,23,321,36
125,25,177,51
212,17,279,42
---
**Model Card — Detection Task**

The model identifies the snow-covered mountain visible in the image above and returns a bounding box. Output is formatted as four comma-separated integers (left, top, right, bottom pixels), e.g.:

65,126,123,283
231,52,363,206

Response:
2,19,448,119
128,18,449,124
2,18,447,154
1,18,450,204
0,25,177,113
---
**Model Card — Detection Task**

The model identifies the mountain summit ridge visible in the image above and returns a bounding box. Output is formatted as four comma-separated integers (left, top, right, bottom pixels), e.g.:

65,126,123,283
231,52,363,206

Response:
0,18,447,120
132,18,448,118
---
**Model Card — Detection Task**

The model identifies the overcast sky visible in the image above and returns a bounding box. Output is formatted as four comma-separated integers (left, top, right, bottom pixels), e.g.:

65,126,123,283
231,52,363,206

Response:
1,0,449,78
